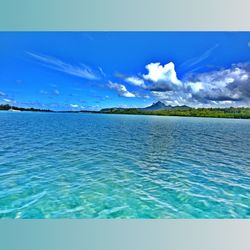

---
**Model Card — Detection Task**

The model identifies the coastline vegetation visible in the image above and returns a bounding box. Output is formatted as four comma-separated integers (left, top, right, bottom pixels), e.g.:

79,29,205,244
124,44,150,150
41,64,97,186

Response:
100,107,250,119
0,104,52,112
1,104,250,119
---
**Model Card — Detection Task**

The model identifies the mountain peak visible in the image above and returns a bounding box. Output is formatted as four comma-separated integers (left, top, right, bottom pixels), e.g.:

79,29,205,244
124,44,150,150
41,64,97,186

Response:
143,101,167,110
154,101,165,105
142,101,190,111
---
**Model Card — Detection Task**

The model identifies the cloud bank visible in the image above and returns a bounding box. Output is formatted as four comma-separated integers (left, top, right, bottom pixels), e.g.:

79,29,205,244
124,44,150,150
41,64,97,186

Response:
182,62,250,106
125,61,250,107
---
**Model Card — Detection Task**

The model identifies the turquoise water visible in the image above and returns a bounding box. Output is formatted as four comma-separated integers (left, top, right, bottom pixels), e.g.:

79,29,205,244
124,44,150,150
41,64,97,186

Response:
0,112,249,218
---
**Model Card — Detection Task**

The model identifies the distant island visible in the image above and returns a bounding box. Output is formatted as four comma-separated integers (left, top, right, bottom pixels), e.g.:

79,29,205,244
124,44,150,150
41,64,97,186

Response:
100,101,250,119
1,102,250,119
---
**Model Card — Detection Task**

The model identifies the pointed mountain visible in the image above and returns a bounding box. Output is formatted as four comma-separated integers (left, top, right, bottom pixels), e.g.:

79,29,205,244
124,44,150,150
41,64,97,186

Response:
142,101,170,110
142,101,191,111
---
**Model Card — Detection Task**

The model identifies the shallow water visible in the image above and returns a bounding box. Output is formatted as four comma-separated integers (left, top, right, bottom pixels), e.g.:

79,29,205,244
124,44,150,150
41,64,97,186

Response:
0,112,249,218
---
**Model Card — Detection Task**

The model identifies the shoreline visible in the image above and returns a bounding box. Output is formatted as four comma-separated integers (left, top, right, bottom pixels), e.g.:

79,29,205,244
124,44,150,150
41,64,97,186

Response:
1,109,250,120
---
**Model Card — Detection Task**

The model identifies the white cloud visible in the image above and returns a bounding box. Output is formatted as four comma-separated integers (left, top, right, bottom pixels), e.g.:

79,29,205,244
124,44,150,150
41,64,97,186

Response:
70,104,79,108
143,62,181,84
27,52,100,80
125,76,145,87
186,82,204,93
184,64,250,103
3,99,11,102
140,61,250,107
108,60,250,106
151,91,192,106
143,62,182,91
0,91,6,96
108,81,136,98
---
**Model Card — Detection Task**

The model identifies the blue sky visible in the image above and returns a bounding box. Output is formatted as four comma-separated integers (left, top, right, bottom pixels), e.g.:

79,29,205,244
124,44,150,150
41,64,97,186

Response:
0,32,250,110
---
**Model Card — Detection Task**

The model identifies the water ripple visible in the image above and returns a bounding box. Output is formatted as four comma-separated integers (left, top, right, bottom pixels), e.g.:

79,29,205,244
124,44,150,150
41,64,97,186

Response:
0,112,249,218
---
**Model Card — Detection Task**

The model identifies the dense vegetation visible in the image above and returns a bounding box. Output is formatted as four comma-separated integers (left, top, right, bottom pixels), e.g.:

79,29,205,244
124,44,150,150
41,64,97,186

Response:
0,104,52,112
100,107,250,119
1,103,250,119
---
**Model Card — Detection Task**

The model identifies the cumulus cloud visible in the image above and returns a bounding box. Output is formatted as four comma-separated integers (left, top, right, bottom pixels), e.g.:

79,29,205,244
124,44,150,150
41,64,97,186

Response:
143,62,182,92
137,61,250,107
108,60,250,106
108,81,136,98
184,63,250,104
27,52,100,80
110,60,250,106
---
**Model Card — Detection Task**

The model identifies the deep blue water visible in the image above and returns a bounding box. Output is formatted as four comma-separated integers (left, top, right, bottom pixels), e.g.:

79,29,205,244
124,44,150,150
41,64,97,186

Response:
0,112,249,218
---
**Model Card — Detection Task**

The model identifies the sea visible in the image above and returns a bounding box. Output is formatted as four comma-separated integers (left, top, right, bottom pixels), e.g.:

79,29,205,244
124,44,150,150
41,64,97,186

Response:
0,112,249,218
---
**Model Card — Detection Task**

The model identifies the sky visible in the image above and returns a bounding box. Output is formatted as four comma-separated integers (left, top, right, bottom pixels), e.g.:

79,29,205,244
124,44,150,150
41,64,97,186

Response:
0,32,250,111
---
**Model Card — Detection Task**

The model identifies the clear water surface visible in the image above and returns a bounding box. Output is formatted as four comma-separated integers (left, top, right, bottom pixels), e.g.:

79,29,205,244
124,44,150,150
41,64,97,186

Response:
0,112,249,218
